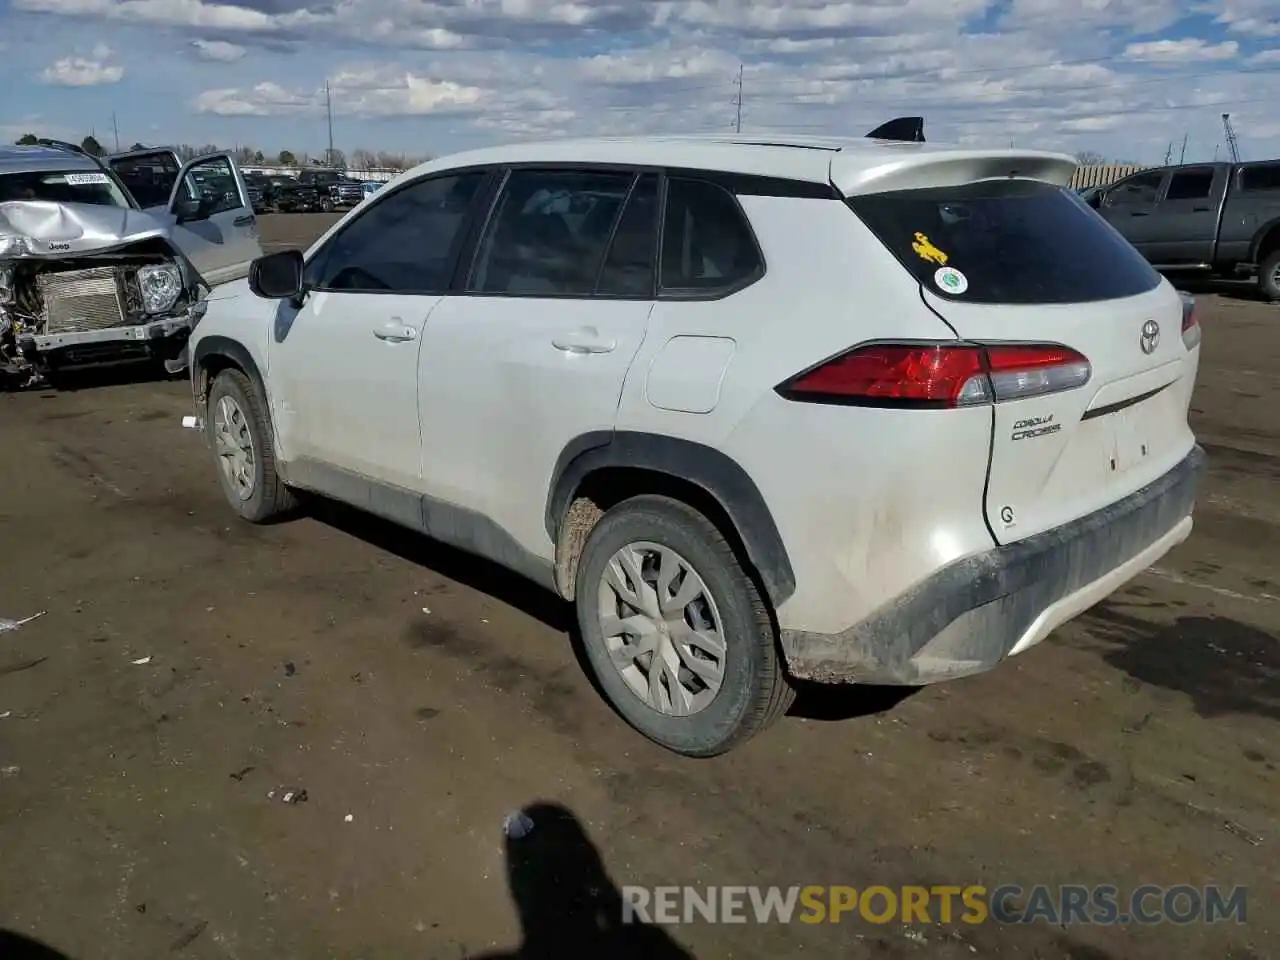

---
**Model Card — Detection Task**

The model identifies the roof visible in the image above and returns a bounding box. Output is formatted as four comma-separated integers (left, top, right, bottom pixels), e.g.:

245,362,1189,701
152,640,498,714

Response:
400,133,1079,196
0,144,104,176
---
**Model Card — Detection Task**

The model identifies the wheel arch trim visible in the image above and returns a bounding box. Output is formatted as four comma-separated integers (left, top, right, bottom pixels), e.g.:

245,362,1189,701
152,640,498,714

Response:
546,430,797,607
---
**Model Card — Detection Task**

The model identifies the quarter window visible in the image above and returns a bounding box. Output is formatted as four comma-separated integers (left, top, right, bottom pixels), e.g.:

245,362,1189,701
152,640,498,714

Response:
1240,163,1280,192
310,172,484,293
468,168,635,295
660,177,762,292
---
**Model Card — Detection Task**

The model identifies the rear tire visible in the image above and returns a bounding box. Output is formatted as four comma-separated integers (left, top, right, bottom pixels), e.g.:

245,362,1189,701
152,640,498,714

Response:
206,368,296,523
574,495,794,758
1258,249,1280,302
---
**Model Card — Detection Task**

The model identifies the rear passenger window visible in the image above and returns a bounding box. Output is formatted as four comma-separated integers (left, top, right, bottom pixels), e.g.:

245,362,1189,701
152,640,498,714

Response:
660,178,762,293
1240,163,1280,192
595,173,659,297
469,169,634,295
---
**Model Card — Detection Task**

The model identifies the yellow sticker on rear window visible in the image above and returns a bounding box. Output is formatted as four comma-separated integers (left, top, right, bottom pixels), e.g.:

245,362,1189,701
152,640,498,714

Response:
911,232,948,265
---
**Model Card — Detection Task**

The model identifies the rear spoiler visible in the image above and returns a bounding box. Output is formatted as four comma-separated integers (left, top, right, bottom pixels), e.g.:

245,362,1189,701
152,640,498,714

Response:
865,117,925,143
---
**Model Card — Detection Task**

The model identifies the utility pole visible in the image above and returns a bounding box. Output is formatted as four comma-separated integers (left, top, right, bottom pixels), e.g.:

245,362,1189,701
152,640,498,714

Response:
732,64,743,134
1179,132,1188,165
1221,113,1240,163
325,80,335,166
111,112,119,152
1163,142,1173,165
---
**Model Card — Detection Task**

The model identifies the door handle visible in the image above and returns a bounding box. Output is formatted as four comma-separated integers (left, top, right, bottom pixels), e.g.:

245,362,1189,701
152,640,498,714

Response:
373,320,418,343
233,214,256,226
552,327,616,354
1129,210,1149,216
1192,205,1210,212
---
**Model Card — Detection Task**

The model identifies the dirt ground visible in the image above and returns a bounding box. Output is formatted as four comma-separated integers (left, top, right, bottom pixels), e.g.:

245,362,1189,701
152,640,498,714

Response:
0,214,1276,960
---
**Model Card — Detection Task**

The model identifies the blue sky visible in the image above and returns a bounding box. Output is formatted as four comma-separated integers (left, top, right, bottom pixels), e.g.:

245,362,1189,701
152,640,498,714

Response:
1,0,1278,165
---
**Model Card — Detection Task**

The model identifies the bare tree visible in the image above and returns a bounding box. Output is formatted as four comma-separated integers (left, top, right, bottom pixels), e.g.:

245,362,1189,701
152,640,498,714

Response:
1074,150,1107,166
349,148,377,171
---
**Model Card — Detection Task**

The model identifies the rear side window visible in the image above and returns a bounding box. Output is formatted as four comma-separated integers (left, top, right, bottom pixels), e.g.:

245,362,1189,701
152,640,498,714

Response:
469,168,633,295
848,179,1163,305
1240,163,1280,192
595,173,659,297
660,178,762,293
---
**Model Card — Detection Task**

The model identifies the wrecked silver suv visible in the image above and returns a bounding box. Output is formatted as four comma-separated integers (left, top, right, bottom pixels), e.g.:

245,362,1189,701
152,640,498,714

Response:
1,141,262,388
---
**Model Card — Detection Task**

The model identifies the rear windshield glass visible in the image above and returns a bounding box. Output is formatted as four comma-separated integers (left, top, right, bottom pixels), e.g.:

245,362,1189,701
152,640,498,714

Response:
0,169,132,208
848,179,1162,304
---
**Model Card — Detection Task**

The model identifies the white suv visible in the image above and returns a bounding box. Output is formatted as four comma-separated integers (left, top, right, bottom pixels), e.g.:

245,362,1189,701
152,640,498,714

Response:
186,123,1206,757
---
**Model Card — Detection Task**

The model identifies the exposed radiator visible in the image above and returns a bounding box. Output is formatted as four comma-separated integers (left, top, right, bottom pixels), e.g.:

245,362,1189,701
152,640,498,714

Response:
37,266,127,335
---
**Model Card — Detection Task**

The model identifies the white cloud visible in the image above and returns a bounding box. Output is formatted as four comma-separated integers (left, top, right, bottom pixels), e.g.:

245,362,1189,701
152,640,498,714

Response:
191,38,246,61
1210,0,1280,37
39,47,124,85
8,0,1280,160
1123,38,1239,63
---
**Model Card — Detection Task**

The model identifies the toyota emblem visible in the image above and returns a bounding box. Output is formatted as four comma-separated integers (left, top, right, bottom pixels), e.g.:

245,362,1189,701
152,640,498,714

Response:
1140,319,1160,355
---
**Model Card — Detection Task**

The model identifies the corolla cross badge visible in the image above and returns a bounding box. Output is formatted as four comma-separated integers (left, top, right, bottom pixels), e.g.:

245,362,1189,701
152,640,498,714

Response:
1140,319,1160,355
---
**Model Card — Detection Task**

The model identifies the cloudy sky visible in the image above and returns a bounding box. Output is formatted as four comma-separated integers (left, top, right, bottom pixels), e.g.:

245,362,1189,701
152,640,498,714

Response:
1,0,1278,164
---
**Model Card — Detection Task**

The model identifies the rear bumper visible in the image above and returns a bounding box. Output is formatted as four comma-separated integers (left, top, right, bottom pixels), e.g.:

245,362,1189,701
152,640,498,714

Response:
780,445,1207,685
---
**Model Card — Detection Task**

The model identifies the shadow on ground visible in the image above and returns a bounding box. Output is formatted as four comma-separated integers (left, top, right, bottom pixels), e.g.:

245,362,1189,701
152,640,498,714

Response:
310,495,923,729
0,931,74,959
787,681,918,721
466,802,694,960
1081,605,1280,720
305,495,572,632
1175,277,1276,305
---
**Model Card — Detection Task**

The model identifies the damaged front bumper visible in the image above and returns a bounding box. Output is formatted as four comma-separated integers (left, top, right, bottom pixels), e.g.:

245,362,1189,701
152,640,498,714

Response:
21,299,205,355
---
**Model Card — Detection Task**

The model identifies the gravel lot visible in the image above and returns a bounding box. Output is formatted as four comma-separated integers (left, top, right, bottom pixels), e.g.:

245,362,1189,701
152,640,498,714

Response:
0,214,1276,959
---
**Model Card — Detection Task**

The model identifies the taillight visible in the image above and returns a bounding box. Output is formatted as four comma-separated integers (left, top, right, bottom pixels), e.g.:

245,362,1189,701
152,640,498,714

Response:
1180,294,1201,350
776,342,1090,409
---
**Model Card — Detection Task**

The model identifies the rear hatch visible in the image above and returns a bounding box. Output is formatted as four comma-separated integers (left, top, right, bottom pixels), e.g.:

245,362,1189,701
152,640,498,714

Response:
846,177,1198,545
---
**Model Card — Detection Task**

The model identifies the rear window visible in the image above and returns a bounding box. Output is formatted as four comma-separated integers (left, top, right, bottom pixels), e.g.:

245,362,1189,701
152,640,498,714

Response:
847,179,1162,304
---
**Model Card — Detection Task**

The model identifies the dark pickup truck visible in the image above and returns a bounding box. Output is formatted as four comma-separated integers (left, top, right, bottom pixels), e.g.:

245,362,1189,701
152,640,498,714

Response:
274,169,363,213
1085,158,1280,300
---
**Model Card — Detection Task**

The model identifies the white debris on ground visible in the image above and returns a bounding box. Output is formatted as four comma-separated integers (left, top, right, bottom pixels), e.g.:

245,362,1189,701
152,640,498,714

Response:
0,611,46,633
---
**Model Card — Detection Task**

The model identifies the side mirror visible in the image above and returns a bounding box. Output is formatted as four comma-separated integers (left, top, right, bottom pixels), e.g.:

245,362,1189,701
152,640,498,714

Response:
249,249,305,301
174,194,206,223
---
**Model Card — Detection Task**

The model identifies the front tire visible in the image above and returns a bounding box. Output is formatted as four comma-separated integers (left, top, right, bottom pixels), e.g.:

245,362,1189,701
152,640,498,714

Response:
206,369,296,523
574,495,794,757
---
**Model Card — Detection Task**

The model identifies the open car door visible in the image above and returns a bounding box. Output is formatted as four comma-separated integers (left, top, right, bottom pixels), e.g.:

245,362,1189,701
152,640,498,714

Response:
106,148,262,288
